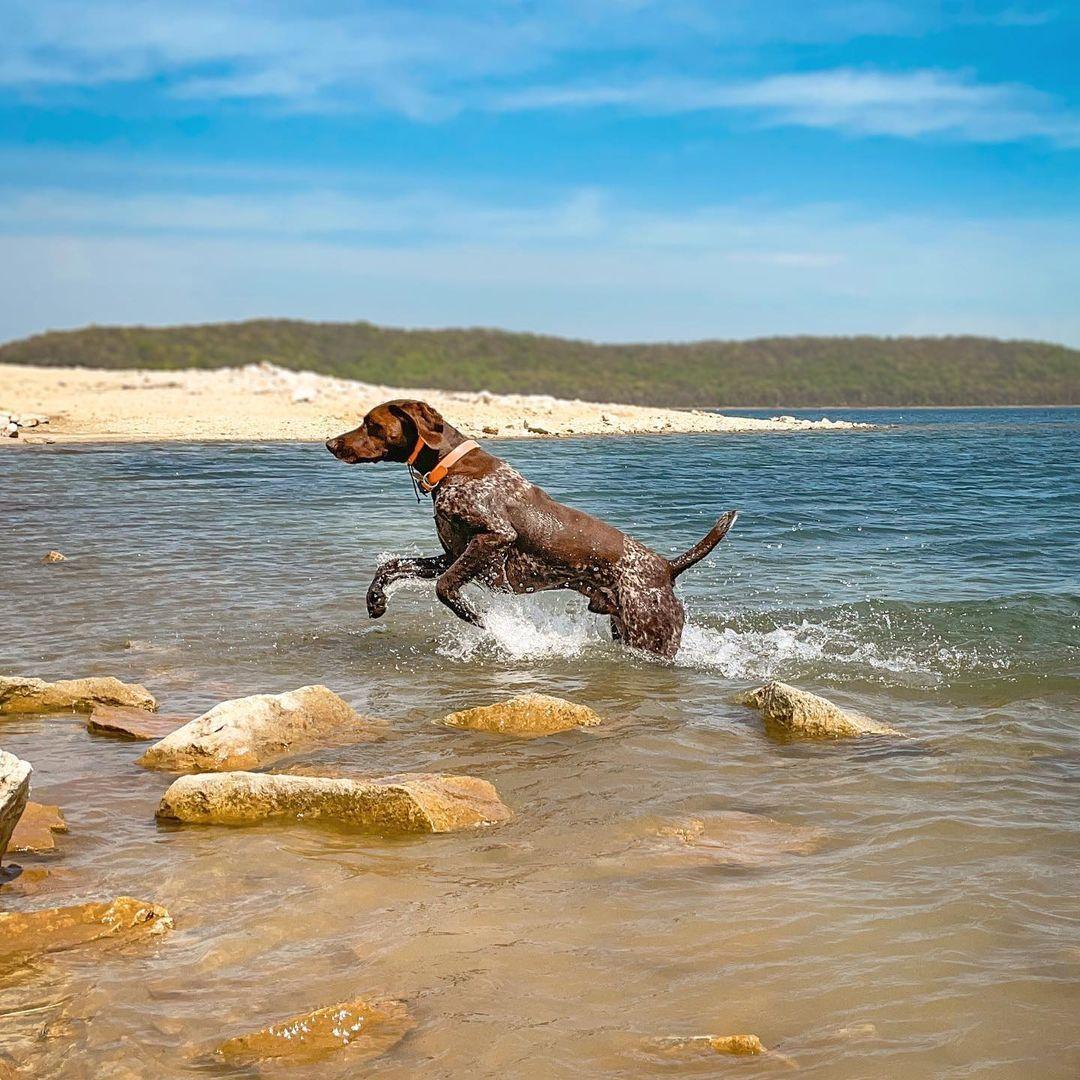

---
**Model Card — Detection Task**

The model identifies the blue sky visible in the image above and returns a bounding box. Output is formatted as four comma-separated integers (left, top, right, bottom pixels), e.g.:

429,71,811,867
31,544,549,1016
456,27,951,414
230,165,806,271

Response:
1,1,1078,345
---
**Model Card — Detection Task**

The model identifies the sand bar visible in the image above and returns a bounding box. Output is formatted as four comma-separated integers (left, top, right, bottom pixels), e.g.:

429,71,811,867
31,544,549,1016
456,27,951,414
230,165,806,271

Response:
0,362,871,443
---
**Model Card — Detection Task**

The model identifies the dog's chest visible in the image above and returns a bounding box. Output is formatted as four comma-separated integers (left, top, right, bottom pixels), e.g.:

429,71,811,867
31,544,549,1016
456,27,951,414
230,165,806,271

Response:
431,464,527,554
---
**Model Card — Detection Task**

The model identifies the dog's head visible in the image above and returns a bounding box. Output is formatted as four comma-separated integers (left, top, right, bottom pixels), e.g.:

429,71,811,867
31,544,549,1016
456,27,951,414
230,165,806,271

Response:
325,400,445,464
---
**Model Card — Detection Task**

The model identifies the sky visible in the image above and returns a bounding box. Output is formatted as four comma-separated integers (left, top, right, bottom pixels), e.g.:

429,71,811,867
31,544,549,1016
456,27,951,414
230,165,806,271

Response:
1,0,1079,345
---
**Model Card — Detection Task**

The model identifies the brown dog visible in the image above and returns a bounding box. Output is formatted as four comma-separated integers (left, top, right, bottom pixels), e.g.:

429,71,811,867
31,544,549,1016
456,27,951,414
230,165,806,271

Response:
326,400,736,658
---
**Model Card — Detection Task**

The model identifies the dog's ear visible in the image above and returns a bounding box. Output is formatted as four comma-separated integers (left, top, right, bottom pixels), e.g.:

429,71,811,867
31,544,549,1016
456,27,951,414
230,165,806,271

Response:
389,401,444,447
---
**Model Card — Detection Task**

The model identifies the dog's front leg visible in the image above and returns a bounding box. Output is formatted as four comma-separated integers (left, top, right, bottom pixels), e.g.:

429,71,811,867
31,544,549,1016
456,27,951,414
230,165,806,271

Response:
366,554,451,618
435,531,514,626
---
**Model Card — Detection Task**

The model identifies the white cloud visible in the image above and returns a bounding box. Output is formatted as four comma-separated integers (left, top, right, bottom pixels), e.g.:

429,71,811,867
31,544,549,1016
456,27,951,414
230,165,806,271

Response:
495,68,1080,146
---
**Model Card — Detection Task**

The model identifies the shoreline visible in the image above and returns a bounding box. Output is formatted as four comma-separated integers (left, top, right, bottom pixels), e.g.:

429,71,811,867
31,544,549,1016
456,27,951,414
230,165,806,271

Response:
0,362,873,444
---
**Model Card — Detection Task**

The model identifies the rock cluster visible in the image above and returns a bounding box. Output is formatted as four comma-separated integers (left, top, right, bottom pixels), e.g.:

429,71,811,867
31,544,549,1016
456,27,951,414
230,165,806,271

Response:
157,771,512,833
138,685,380,772
0,675,157,715
439,692,603,737
741,680,903,738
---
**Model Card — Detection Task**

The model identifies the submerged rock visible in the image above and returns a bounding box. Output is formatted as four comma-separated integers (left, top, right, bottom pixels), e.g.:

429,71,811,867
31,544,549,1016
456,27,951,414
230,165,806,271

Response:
138,685,379,772
643,811,825,868
216,995,415,1068
0,676,156,715
157,771,512,833
87,705,188,741
41,550,66,564
0,751,32,865
0,897,172,964
741,681,902,738
8,802,67,854
440,693,602,738
651,1032,766,1056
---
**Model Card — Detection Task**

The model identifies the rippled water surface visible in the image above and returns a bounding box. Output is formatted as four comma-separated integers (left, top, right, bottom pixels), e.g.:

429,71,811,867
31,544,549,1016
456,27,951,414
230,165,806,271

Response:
1,408,1078,1078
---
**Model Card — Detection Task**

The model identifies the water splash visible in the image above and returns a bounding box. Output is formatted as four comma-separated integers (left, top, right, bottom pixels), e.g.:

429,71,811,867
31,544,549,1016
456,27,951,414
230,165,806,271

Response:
437,593,609,662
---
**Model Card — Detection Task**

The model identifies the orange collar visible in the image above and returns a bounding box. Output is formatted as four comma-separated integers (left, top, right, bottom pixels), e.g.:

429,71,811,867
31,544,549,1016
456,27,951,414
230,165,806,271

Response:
408,438,481,493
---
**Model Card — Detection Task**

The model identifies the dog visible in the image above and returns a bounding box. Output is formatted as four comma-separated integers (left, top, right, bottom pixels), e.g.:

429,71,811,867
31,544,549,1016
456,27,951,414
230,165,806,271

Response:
326,400,736,658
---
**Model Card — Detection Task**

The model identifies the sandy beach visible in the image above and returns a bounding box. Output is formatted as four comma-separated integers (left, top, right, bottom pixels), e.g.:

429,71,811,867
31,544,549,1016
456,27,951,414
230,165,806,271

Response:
0,362,870,443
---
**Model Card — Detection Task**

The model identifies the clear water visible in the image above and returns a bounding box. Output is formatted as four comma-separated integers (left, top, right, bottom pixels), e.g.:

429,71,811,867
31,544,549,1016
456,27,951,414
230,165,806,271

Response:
1,408,1078,1077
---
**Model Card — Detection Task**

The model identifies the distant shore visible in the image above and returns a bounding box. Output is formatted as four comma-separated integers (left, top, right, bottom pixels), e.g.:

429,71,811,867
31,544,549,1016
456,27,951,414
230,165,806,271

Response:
0,363,873,444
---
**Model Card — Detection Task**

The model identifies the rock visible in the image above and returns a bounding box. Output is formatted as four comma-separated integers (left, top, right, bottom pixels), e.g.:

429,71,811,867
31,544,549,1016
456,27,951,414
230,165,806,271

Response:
651,1032,766,1057
439,693,602,738
710,1034,766,1055
8,802,67,854
138,685,378,772
0,676,156,715
157,771,512,833
482,424,499,435
87,705,189,741
216,995,415,1068
644,812,825,867
41,550,66,563
0,897,172,964
0,751,32,865
740,681,903,738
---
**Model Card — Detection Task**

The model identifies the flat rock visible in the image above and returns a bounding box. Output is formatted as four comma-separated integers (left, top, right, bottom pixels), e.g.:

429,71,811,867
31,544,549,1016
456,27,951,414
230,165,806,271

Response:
0,676,156,715
741,681,903,738
0,751,32,864
138,684,378,772
157,771,512,833
8,802,67,854
440,693,602,738
87,704,189,741
216,996,415,1068
0,897,172,964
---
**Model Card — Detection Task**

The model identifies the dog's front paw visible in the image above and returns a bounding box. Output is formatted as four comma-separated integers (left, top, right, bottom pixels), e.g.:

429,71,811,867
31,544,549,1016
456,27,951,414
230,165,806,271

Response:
366,587,388,619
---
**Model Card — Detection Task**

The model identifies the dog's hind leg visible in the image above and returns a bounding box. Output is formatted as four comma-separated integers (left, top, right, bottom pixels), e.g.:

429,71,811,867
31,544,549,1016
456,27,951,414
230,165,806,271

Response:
613,589,685,659
366,554,451,618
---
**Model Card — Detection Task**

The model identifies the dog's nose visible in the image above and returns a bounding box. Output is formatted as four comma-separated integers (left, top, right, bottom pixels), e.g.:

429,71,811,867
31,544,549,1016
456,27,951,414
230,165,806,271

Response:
325,437,338,453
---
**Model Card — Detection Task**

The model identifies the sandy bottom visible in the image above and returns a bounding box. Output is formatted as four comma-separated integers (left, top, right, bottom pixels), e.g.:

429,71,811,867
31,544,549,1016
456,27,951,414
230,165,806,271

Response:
0,362,869,443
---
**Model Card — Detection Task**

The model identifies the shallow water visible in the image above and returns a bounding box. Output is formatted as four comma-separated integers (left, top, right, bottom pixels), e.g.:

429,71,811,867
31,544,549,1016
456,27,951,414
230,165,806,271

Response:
1,408,1078,1078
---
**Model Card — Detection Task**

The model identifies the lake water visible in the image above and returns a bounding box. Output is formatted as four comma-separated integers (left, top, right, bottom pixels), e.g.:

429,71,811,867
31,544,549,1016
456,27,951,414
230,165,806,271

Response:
1,408,1078,1077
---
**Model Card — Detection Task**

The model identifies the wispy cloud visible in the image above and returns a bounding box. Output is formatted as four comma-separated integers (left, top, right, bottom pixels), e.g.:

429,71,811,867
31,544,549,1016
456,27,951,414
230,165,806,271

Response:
4,1,1076,145
494,68,1080,146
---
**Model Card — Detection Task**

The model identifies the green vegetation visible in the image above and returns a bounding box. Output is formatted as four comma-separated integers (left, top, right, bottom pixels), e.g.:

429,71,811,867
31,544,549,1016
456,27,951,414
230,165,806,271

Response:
1,319,1077,406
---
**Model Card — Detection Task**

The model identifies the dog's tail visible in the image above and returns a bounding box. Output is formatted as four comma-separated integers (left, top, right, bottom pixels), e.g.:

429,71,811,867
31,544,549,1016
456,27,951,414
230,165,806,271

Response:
667,510,738,579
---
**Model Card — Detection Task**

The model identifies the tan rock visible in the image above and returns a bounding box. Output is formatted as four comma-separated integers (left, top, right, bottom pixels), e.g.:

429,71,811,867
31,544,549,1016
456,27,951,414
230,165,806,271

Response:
216,996,415,1068
87,704,188,741
710,1034,766,1055
0,675,156,715
157,771,512,833
440,693,602,738
0,897,172,964
41,550,66,564
138,684,377,772
8,802,67,854
741,681,902,738
651,1032,766,1057
0,750,32,864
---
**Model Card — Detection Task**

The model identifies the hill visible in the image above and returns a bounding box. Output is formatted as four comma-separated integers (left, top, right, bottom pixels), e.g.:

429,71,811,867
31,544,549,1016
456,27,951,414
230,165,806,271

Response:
1,320,1076,407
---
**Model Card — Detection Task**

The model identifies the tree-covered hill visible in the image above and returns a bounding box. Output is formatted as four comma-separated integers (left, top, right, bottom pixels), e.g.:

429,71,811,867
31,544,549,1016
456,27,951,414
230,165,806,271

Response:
1,320,1077,406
